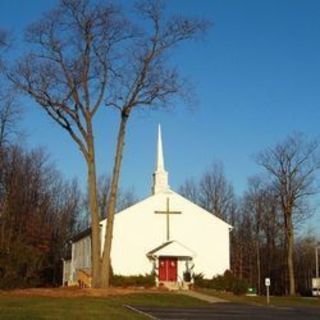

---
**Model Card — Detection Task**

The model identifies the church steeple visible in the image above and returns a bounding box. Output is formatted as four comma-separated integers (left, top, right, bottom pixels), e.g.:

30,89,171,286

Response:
152,125,169,194
156,125,165,171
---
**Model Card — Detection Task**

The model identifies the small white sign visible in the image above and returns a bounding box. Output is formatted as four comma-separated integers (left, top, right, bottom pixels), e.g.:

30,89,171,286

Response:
265,278,271,286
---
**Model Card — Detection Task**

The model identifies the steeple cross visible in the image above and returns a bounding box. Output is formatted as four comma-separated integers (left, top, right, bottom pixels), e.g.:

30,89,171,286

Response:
155,197,181,241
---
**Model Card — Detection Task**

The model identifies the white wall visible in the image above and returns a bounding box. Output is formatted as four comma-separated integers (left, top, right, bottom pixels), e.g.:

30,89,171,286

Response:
99,190,231,278
73,236,91,270
63,260,71,285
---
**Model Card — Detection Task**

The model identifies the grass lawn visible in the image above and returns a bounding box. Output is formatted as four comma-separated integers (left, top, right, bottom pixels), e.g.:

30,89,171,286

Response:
0,292,208,320
197,288,320,307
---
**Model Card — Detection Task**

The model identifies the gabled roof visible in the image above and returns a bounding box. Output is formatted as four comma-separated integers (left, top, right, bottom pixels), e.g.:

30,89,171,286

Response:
146,240,196,258
70,227,91,242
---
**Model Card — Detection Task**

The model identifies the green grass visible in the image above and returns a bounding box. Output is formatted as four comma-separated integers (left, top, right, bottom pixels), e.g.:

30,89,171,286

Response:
1,290,319,319
197,288,320,307
0,293,208,320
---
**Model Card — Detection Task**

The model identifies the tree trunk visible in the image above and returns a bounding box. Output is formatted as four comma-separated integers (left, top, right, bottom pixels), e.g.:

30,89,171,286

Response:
286,214,296,295
86,124,101,288
239,245,243,280
256,239,261,294
100,113,129,287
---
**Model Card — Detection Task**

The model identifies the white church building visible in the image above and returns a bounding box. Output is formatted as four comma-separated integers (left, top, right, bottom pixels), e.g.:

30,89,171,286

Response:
63,126,232,289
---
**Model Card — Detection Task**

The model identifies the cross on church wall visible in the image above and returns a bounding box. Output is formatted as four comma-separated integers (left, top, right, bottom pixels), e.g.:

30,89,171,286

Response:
154,197,181,241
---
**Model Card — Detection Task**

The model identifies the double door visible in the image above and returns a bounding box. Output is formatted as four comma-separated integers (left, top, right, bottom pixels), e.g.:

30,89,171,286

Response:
158,257,177,281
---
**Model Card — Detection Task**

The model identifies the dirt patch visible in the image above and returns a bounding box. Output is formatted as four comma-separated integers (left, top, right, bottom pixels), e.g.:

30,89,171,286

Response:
0,286,162,298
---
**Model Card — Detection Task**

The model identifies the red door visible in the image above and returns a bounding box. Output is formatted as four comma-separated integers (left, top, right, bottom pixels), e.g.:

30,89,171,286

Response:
159,257,177,281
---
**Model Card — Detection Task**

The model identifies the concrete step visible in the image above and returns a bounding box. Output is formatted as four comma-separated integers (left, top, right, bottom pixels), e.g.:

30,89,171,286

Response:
159,281,192,291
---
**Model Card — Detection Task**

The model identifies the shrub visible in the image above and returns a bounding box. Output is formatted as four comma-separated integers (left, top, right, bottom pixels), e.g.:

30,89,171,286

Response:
0,245,44,289
110,273,155,287
231,278,248,295
183,271,191,282
194,270,248,295
193,273,213,288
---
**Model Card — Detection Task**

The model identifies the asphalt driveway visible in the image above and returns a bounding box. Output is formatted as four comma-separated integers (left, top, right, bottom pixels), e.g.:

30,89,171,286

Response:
126,303,320,320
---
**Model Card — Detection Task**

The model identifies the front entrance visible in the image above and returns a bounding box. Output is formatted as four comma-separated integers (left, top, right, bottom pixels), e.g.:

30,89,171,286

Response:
159,257,177,281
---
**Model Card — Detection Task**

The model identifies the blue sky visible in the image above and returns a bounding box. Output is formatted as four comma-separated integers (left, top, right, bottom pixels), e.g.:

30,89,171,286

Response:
1,0,320,232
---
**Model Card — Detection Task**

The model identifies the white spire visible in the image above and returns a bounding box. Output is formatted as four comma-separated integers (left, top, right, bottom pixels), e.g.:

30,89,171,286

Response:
152,124,169,194
156,124,165,171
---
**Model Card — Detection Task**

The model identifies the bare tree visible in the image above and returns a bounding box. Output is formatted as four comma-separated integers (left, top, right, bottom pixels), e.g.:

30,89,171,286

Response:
179,178,199,204
295,234,319,294
49,178,82,285
0,30,19,147
92,174,138,220
8,0,210,287
7,0,131,287
198,161,235,221
242,176,265,294
97,174,111,220
100,0,210,286
242,176,282,294
0,91,21,222
0,29,8,69
256,133,320,295
0,146,81,288
0,90,21,148
179,162,235,221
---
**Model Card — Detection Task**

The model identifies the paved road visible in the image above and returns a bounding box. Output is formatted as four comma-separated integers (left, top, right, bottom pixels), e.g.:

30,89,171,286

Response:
126,303,320,320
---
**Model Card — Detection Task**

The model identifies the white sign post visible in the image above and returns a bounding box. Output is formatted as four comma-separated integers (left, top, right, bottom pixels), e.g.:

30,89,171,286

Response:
265,278,271,305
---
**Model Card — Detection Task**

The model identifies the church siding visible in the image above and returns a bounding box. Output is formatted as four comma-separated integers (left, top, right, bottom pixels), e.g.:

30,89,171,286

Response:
99,191,231,279
72,236,91,275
